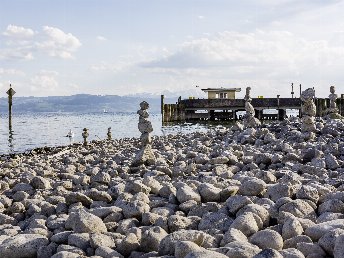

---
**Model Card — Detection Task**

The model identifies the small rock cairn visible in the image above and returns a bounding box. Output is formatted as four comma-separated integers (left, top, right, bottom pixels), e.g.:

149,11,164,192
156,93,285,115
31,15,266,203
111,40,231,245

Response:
325,86,342,119
301,88,316,134
132,101,156,166
107,127,112,140
82,128,89,146
243,87,261,128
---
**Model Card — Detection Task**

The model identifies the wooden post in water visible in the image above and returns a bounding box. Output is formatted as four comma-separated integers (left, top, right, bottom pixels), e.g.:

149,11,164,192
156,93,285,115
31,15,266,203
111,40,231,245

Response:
161,95,164,123
6,84,16,129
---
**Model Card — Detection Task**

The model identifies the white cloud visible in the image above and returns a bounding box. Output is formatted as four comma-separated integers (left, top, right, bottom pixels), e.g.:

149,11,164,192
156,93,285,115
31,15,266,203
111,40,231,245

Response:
3,24,35,38
96,36,107,41
142,30,344,71
68,83,80,89
0,25,82,60
198,15,205,19
36,26,82,59
91,63,118,72
0,68,25,76
140,30,344,97
30,70,59,92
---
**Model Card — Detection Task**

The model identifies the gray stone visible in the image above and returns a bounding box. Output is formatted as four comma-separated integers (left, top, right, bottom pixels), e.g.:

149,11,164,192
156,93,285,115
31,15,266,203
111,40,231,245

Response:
236,204,270,227
56,244,84,256
198,212,233,233
318,228,344,256
68,233,90,250
325,153,339,170
89,206,123,219
0,213,16,225
116,233,140,257
282,218,303,240
90,233,116,249
141,226,168,252
230,212,259,236
304,219,344,241
184,250,228,258
318,199,344,214
267,184,294,202
176,185,201,203
37,242,58,258
51,231,73,244
198,183,221,202
95,246,124,257
279,248,305,258
224,241,261,257
296,242,326,257
0,234,49,258
250,229,283,250
65,192,93,207
158,230,217,255
279,199,317,221
51,251,80,258
168,215,200,232
175,241,201,258
253,249,283,258
116,218,139,234
91,172,111,184
86,189,112,202
30,176,51,189
317,212,344,223
121,200,150,219
226,195,253,215
65,209,107,233
238,178,266,196
334,234,344,258
283,235,313,249
295,185,319,204
220,228,248,246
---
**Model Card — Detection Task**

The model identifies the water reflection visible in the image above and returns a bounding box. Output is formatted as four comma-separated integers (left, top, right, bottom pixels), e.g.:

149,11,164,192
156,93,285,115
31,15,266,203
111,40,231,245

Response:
8,127,14,153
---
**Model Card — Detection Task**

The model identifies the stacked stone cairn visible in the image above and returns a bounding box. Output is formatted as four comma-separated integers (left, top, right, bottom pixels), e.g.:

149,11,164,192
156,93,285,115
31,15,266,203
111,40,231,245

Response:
300,88,316,140
132,101,156,166
325,86,343,120
243,87,261,128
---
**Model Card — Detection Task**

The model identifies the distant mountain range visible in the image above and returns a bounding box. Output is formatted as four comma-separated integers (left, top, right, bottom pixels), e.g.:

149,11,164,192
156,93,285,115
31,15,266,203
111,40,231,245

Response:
0,94,182,114
127,89,206,99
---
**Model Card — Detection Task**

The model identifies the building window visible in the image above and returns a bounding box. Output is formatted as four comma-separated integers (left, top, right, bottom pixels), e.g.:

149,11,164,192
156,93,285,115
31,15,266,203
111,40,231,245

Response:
219,92,227,99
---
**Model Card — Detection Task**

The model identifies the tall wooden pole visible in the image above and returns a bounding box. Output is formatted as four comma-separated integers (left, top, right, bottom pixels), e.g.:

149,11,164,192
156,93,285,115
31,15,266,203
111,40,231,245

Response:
6,84,16,130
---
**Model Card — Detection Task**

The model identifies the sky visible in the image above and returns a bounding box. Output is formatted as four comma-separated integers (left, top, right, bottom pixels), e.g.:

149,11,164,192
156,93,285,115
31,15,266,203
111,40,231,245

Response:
1,0,344,98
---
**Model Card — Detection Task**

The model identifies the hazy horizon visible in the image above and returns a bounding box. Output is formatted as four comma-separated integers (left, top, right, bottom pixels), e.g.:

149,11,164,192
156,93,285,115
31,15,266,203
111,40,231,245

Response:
1,0,344,98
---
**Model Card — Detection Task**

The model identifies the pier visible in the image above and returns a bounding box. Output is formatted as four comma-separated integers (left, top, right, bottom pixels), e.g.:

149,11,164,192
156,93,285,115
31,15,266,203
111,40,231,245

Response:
161,96,344,122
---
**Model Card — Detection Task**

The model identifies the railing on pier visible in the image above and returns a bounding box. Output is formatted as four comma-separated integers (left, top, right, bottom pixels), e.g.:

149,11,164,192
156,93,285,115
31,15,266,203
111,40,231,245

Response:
161,96,344,122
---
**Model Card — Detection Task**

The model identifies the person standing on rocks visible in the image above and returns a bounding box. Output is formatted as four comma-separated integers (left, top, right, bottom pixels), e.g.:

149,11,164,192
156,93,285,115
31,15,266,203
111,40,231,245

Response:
132,101,156,166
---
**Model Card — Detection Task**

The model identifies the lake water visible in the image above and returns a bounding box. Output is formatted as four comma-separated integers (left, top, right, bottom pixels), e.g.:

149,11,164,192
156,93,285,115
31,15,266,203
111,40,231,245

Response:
0,110,298,155
0,112,215,155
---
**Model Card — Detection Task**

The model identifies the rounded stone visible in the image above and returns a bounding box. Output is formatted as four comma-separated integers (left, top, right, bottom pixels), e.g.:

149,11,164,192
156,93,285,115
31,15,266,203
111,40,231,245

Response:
250,229,283,250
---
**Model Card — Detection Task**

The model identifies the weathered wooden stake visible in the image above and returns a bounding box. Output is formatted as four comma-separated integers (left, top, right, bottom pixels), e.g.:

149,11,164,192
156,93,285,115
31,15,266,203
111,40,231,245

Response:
6,84,16,129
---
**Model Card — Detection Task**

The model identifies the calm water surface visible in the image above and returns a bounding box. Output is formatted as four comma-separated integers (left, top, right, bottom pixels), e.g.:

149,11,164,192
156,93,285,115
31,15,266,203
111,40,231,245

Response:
0,112,216,154
1,110,298,155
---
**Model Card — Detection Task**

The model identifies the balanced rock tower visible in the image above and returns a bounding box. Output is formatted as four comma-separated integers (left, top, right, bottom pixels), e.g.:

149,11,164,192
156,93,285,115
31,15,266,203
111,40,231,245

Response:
325,86,343,119
132,101,156,166
243,87,261,128
301,88,316,134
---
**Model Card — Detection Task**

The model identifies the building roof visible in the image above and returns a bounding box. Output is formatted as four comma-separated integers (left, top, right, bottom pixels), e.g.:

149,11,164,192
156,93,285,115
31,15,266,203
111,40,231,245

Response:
201,87,241,92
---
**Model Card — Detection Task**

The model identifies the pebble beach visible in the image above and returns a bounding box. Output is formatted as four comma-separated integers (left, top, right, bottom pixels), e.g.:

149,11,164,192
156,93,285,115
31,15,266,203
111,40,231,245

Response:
1,115,344,258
